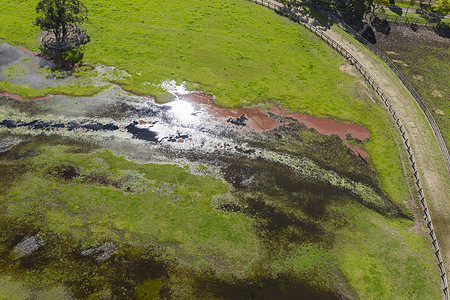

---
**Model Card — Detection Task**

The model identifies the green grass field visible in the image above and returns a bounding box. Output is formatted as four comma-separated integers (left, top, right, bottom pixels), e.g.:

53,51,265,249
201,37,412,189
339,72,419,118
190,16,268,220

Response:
0,0,443,298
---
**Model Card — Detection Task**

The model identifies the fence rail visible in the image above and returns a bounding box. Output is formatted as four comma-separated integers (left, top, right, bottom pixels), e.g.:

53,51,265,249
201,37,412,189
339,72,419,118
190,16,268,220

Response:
304,0,450,172
367,12,435,26
310,2,448,26
246,0,448,298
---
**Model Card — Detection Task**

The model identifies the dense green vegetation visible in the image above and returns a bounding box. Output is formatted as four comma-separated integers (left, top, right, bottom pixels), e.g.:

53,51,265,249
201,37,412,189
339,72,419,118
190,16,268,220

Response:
1,0,356,107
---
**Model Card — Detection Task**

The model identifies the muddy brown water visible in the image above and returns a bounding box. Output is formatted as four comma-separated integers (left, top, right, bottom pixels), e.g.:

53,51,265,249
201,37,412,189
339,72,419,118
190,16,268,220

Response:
182,93,370,158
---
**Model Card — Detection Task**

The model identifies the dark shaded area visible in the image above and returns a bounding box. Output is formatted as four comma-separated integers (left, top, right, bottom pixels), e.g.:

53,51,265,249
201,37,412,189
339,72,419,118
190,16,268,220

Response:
227,114,248,127
0,119,118,132
389,6,403,16
125,121,159,142
361,26,377,43
373,17,391,34
193,269,341,300
47,163,80,180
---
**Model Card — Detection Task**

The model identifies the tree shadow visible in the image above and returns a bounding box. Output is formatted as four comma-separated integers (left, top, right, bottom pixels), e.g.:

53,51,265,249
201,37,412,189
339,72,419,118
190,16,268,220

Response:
38,45,86,71
373,17,391,34
389,6,403,16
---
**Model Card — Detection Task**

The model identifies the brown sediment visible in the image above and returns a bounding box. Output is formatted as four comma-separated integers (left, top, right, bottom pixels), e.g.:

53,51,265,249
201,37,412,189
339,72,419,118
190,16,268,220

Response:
0,91,51,101
181,93,370,158
16,45,38,56
274,111,370,159
182,93,278,132
0,87,106,101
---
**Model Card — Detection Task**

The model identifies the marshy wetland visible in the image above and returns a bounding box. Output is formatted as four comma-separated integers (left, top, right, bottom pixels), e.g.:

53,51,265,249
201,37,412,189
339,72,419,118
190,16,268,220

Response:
0,0,444,298
0,83,440,298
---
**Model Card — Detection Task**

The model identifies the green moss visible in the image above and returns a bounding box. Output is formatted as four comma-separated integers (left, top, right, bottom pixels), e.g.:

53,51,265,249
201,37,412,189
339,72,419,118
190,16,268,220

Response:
135,278,163,299
284,244,330,272
0,81,105,99
4,146,259,267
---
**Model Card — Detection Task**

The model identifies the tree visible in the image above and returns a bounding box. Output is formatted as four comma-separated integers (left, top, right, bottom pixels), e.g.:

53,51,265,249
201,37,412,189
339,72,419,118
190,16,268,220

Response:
35,0,89,51
372,0,390,13
347,0,374,19
405,0,416,17
434,0,450,14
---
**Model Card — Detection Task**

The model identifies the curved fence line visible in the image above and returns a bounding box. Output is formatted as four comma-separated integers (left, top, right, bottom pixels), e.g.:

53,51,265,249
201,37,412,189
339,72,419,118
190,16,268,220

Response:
310,2,449,27
367,12,445,27
304,0,450,172
246,0,449,298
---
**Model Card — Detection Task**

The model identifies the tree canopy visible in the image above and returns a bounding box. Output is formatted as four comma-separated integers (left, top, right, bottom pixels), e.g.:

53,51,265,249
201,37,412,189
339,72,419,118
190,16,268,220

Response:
434,0,450,14
372,0,390,13
35,0,88,50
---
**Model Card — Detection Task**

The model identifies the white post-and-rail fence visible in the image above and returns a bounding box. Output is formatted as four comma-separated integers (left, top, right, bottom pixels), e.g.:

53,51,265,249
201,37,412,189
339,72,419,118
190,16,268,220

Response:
245,0,449,298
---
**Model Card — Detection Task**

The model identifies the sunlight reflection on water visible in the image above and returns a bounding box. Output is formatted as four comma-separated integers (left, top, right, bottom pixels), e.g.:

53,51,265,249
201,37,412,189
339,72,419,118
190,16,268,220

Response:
167,100,197,123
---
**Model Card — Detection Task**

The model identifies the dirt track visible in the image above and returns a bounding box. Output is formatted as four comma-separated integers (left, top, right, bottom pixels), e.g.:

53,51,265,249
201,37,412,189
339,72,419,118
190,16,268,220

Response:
259,0,450,279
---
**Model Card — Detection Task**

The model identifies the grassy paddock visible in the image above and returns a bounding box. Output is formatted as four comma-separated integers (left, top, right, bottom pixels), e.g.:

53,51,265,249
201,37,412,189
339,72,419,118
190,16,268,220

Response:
0,0,415,206
382,43,449,145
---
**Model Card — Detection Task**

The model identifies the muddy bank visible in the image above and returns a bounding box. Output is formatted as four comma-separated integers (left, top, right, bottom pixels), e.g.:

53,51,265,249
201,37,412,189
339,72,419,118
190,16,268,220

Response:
0,91,51,101
182,92,370,158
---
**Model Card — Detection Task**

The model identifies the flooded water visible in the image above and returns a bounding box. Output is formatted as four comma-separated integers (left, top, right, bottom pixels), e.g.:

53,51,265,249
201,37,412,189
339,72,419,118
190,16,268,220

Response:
181,92,370,158
0,46,407,299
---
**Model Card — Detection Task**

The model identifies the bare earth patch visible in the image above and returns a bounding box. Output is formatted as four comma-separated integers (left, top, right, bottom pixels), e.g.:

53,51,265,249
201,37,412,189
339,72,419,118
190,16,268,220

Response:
339,62,358,77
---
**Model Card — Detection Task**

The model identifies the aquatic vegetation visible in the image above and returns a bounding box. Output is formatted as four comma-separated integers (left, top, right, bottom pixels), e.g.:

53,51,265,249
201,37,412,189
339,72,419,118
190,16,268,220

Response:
0,121,440,298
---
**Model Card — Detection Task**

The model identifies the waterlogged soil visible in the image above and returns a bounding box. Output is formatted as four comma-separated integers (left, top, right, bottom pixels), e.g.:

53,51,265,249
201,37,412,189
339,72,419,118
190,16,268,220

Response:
184,93,370,158
0,79,411,298
0,43,76,89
